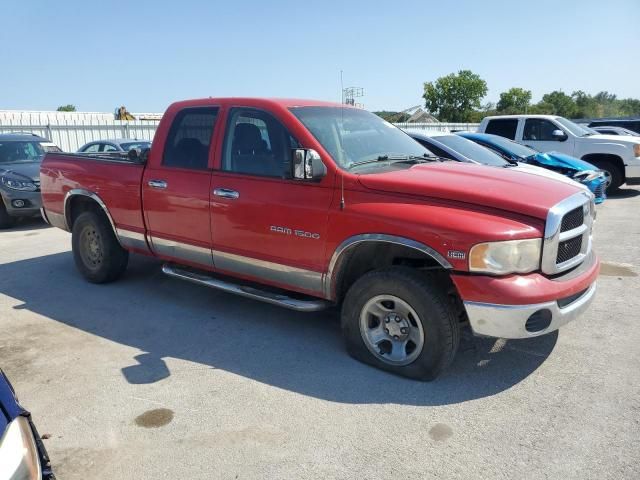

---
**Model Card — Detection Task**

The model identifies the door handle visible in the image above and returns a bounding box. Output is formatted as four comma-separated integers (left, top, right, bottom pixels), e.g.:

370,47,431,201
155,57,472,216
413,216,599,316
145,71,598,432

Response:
148,180,168,189
213,188,240,199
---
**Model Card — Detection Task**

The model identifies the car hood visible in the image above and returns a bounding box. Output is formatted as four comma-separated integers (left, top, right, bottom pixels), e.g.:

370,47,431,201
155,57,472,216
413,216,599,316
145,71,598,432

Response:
357,162,582,220
0,162,42,182
533,152,598,172
587,134,640,146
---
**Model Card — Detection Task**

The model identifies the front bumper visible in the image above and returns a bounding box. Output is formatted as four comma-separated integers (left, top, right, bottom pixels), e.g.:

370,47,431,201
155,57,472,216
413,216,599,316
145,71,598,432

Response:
463,283,596,338
452,253,600,339
0,189,42,217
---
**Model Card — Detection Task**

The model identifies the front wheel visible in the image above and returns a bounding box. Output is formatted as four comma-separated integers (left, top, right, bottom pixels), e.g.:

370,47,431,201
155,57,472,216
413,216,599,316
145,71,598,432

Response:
341,267,460,381
72,211,129,283
591,159,623,193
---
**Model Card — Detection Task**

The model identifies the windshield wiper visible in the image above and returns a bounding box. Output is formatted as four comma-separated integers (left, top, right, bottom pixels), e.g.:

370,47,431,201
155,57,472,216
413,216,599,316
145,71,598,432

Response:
348,154,439,170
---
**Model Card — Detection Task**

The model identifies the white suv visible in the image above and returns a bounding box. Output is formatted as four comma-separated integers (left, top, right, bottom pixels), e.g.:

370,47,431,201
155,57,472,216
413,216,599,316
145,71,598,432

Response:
478,114,640,191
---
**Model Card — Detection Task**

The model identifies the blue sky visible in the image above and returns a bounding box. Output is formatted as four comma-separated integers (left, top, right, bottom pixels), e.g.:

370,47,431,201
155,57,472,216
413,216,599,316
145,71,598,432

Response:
2,0,638,113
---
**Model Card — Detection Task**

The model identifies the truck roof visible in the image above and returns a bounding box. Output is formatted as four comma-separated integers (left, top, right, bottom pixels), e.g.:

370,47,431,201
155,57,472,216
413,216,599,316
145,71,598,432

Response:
168,97,347,110
482,114,561,120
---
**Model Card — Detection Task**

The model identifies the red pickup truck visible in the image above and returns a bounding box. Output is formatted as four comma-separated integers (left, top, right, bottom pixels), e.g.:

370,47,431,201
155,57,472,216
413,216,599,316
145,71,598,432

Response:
40,98,599,380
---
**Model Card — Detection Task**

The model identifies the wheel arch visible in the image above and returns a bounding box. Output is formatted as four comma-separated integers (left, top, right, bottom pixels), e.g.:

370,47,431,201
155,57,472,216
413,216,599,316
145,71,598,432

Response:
324,234,453,302
64,189,122,246
580,153,625,180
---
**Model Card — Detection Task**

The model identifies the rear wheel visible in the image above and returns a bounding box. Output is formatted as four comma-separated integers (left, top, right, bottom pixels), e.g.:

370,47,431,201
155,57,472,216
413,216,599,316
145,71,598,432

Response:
0,200,16,229
72,211,129,283
341,267,460,381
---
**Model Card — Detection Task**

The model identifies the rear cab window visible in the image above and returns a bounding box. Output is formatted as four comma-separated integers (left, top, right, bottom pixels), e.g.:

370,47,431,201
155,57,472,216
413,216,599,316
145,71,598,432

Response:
485,119,519,140
163,107,219,169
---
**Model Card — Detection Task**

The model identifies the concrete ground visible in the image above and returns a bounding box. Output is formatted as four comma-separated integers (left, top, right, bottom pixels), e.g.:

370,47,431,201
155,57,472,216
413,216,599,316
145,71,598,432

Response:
1,184,639,480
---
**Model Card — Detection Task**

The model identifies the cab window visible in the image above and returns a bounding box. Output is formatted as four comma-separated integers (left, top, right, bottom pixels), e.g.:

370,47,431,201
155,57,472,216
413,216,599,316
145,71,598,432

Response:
523,119,560,141
163,107,219,169
485,119,518,139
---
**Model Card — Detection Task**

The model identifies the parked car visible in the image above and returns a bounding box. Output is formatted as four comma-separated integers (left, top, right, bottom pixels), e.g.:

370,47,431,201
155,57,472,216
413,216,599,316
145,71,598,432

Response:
478,114,640,191
455,132,607,204
587,118,640,135
40,98,599,380
77,138,151,154
590,126,640,137
0,369,55,479
0,133,62,229
405,131,602,200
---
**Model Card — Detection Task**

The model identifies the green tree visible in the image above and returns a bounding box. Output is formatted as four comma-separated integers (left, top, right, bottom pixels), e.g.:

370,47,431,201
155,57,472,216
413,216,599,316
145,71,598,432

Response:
423,70,488,122
618,98,640,116
571,91,600,118
538,91,576,117
496,88,532,114
56,104,77,112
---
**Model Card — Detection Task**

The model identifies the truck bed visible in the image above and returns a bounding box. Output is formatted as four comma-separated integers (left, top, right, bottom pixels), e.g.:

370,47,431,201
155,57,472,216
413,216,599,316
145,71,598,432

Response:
40,152,147,238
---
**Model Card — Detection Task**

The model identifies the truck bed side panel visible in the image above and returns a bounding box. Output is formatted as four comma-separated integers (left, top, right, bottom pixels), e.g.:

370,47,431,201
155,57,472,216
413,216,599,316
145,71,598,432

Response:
40,153,147,239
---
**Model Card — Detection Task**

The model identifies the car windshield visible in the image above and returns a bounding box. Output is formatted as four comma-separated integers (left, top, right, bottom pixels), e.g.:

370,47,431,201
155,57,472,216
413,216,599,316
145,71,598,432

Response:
431,135,508,166
0,141,45,164
120,141,151,151
555,117,597,137
290,107,431,170
474,134,538,159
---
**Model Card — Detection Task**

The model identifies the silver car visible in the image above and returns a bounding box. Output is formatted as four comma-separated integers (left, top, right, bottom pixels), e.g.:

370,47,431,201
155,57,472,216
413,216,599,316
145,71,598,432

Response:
77,138,151,154
0,133,61,229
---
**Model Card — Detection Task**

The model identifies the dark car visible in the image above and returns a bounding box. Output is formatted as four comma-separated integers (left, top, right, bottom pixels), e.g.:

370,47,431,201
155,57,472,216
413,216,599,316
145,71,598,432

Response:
590,126,640,137
0,133,62,229
0,370,54,479
77,138,151,154
587,119,640,135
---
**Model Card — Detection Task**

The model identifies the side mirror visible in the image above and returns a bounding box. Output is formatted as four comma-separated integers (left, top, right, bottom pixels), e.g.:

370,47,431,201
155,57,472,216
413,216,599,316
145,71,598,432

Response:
551,129,568,141
127,147,150,164
292,149,326,181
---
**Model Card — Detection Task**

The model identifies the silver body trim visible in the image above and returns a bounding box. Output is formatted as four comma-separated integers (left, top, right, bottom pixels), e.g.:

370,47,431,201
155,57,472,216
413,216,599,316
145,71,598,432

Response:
148,180,168,189
214,249,323,294
323,234,452,299
150,236,214,267
213,188,240,199
162,264,331,312
464,282,597,339
117,228,149,251
541,191,595,275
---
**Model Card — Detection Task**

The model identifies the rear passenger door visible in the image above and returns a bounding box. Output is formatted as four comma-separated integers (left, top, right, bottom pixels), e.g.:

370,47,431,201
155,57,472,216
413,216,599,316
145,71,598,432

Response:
142,107,219,268
522,118,574,155
484,119,519,140
209,107,333,297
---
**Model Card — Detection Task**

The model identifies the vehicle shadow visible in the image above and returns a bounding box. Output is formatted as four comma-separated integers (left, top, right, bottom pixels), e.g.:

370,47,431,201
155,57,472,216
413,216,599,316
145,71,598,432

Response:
607,187,639,199
3,217,50,232
0,252,558,406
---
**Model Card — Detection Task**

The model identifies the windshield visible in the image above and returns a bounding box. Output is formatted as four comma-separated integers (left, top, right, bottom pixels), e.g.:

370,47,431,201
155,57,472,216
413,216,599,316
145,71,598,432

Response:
0,141,45,164
290,107,430,170
120,141,151,151
555,117,596,137
474,134,538,159
431,135,507,166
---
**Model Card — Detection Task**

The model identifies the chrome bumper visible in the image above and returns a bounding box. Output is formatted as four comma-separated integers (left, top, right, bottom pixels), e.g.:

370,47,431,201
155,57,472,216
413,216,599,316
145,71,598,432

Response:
463,282,597,339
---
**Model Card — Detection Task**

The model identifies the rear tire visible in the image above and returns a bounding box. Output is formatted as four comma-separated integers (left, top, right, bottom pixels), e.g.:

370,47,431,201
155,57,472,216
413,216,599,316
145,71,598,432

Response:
72,211,129,283
341,267,460,381
591,159,623,193
0,200,16,229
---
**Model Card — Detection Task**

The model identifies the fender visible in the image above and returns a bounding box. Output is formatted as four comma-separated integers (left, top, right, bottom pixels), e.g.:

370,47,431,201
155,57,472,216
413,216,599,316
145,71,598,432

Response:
63,189,124,247
322,233,452,299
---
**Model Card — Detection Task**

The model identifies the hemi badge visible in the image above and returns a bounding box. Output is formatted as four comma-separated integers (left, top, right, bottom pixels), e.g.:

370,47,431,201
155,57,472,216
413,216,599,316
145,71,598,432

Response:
447,250,466,260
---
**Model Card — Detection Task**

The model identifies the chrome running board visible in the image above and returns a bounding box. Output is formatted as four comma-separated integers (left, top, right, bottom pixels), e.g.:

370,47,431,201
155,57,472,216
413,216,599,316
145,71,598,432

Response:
162,264,331,312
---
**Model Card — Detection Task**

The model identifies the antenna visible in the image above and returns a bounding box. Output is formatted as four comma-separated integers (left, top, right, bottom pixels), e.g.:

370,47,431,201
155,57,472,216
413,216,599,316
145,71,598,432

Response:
340,71,346,210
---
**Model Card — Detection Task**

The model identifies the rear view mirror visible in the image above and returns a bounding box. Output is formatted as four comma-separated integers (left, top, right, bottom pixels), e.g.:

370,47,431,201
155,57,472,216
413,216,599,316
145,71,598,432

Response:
292,149,326,181
551,129,568,141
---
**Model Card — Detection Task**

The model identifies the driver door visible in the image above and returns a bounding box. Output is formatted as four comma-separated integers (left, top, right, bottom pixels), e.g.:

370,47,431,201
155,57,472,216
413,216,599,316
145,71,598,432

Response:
522,118,575,155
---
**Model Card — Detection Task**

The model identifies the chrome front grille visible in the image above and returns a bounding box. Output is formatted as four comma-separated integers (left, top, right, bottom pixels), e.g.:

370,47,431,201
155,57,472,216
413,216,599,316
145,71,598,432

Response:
541,191,594,275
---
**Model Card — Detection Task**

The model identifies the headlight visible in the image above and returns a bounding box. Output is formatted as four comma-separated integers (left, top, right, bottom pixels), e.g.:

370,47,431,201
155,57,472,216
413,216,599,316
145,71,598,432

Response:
0,416,41,480
572,170,602,183
469,238,542,275
634,144,640,157
0,176,38,192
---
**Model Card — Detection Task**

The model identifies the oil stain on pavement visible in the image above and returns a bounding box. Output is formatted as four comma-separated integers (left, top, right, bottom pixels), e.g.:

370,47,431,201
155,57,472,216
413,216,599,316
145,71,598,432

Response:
135,408,174,428
428,423,453,442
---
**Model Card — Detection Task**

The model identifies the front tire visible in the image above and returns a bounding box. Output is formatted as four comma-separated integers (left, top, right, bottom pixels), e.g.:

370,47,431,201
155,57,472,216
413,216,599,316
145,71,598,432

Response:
591,159,623,193
0,200,16,229
341,267,460,381
72,211,129,283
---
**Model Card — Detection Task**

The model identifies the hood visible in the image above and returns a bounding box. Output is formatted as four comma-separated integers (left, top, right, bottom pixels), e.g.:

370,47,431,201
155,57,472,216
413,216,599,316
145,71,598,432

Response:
357,162,582,220
0,162,41,183
533,152,598,172
512,163,590,192
588,134,640,146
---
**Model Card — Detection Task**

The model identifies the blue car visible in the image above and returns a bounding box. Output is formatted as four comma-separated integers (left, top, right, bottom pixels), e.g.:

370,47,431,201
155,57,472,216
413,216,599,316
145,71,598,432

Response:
0,370,54,479
458,132,607,203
